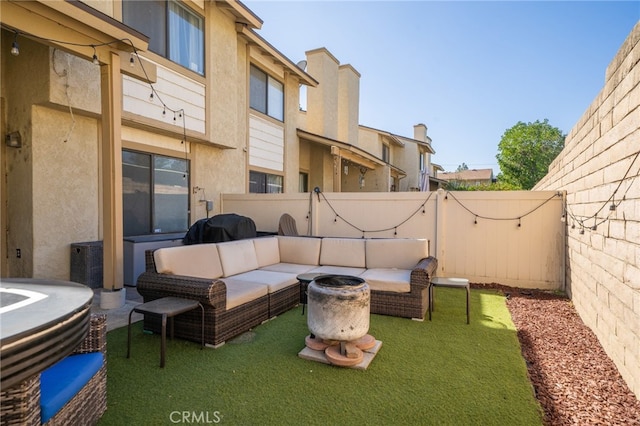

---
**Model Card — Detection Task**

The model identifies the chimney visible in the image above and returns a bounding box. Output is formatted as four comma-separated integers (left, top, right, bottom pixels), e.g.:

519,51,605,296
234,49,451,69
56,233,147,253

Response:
305,48,340,140
337,64,360,145
414,123,428,142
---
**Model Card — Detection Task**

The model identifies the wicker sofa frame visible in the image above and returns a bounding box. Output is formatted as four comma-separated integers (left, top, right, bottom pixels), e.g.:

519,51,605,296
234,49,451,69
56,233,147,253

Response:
137,251,270,347
0,314,107,426
369,256,438,319
137,242,438,348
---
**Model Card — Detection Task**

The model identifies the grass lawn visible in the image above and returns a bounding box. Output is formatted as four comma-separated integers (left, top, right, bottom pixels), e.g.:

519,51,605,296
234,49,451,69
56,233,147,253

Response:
100,288,543,425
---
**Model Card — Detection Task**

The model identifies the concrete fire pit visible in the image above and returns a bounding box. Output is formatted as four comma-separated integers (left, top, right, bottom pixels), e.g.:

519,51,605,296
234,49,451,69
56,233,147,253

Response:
300,275,382,368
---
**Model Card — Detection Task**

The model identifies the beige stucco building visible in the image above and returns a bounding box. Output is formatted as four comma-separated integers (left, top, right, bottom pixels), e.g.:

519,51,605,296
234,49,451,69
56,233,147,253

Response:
0,1,436,291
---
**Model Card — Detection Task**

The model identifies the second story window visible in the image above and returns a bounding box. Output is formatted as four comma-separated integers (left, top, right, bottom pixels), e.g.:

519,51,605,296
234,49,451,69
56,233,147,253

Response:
250,65,284,121
123,0,204,75
382,144,390,163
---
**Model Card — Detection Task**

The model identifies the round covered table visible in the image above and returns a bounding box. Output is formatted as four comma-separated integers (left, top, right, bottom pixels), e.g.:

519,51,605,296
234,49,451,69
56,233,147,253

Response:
0,278,94,389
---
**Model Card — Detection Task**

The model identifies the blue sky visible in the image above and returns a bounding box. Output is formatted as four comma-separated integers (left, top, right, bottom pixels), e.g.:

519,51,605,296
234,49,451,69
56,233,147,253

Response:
243,1,639,173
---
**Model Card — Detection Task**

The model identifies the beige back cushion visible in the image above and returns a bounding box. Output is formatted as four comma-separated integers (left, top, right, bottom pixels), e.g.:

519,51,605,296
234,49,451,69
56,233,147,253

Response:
253,237,280,267
276,236,321,265
365,238,429,269
153,244,223,279
217,239,259,277
320,238,366,268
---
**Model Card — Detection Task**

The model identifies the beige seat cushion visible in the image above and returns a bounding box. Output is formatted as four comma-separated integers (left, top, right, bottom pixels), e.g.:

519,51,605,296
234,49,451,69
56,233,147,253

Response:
365,239,428,269
222,279,268,310
217,240,259,277
252,237,280,267
360,268,411,293
230,270,298,293
260,263,317,275
320,238,366,268
277,236,321,265
308,265,366,277
153,244,223,279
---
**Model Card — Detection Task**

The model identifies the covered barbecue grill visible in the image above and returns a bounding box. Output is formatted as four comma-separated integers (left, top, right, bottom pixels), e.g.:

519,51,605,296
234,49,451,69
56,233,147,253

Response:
183,214,256,245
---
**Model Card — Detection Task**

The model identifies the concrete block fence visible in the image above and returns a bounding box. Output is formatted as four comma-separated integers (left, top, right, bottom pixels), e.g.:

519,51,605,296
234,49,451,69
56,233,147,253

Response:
536,21,640,398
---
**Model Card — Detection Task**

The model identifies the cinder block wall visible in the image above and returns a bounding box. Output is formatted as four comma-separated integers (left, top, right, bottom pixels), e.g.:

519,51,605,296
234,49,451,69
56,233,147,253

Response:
535,21,640,398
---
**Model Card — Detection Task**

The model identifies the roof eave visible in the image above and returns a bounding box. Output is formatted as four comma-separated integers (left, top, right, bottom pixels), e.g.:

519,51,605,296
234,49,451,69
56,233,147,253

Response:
237,25,318,87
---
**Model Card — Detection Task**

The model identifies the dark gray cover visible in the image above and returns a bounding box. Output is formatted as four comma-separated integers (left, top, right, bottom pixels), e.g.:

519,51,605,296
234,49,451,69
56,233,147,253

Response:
183,214,257,245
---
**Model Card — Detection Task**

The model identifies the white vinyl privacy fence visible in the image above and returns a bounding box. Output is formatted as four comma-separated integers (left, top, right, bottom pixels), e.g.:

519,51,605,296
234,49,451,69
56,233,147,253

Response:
221,189,565,290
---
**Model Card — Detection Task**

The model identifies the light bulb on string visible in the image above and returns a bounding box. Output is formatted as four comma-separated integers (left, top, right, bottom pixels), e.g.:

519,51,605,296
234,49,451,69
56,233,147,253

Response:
91,46,99,65
10,32,19,56
129,53,135,67
149,92,154,102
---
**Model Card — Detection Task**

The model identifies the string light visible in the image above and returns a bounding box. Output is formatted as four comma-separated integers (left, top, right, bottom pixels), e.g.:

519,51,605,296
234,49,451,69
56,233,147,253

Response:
91,46,99,65
446,191,560,230
7,29,190,170
10,32,19,56
317,190,434,235
566,149,639,234
474,215,478,225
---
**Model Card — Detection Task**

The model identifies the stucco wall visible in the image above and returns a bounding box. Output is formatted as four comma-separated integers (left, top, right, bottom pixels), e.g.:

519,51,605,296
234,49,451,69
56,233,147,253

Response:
2,34,50,277
535,21,640,398
32,106,100,279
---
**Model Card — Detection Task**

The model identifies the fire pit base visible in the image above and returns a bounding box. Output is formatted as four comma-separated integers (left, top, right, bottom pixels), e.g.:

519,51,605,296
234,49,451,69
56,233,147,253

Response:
298,338,382,370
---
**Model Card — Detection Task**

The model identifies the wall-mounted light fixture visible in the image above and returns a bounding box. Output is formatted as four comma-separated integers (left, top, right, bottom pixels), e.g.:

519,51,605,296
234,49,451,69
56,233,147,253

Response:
5,131,22,148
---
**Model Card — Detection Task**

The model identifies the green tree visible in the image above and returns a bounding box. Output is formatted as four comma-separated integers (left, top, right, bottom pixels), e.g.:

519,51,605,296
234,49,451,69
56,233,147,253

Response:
456,163,469,172
496,119,565,190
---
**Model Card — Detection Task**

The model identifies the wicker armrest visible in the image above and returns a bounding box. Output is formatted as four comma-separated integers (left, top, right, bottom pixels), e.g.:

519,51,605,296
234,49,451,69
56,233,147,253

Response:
410,256,438,290
137,271,227,310
72,314,107,355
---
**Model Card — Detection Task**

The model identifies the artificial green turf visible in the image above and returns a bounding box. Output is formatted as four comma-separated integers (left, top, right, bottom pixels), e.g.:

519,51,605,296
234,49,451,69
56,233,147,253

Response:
100,288,543,425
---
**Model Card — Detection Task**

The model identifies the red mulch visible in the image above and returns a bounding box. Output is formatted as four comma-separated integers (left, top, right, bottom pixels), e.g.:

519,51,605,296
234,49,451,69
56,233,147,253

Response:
475,284,640,425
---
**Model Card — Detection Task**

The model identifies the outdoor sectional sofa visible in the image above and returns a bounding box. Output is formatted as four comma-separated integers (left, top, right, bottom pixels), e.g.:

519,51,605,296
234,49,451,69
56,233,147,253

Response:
136,236,438,347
